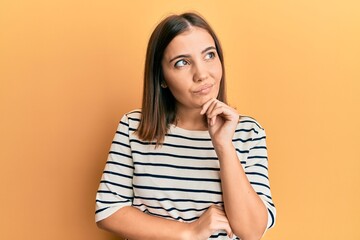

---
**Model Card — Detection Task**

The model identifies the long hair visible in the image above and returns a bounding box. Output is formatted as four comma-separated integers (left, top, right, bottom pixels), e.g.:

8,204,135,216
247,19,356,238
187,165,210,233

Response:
136,12,227,145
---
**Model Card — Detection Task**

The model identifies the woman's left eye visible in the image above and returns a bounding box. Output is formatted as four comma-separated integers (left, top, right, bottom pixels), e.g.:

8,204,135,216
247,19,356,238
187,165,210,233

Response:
205,52,216,60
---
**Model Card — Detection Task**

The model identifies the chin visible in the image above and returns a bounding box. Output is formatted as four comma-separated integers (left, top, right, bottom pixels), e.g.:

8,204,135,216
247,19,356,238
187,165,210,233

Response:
198,95,213,106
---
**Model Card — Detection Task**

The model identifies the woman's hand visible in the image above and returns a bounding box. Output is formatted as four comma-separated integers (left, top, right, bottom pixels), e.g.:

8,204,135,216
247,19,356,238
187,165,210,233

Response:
200,98,239,148
189,205,233,240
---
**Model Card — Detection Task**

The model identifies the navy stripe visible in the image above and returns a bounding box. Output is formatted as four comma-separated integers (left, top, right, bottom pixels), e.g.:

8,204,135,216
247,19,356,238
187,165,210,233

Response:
268,208,275,228
265,200,275,208
133,172,221,183
132,150,218,160
134,195,223,204
129,127,137,132
106,160,134,169
97,190,133,200
96,199,130,204
235,128,258,134
245,163,268,170
133,184,222,195
103,170,133,179
128,117,140,122
130,139,214,150
166,133,211,141
133,203,209,213
210,232,239,239
250,145,267,150
250,181,271,190
253,136,266,141
209,232,225,238
232,137,254,143
100,180,133,190
134,162,220,171
245,171,269,180
247,155,268,159
257,192,272,200
112,141,130,148
236,148,249,154
95,207,109,214
116,131,129,138
109,151,132,159
120,120,129,127
239,119,262,129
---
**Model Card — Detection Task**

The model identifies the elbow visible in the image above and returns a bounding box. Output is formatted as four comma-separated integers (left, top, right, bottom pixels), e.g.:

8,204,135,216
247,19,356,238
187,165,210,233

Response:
96,220,106,230
233,230,264,240
230,218,267,240
96,218,111,231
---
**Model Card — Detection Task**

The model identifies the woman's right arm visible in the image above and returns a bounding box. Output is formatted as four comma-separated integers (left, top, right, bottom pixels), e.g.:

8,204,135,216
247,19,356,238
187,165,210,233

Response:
97,205,233,240
97,206,190,240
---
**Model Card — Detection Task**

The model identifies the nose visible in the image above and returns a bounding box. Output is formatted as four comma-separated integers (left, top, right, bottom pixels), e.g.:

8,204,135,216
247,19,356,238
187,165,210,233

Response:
192,61,208,82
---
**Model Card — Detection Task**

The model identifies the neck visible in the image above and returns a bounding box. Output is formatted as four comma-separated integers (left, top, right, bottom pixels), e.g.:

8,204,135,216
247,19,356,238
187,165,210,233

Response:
175,107,208,131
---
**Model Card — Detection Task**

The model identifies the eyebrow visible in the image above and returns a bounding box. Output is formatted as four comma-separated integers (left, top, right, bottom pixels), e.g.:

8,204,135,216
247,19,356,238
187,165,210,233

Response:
169,46,217,63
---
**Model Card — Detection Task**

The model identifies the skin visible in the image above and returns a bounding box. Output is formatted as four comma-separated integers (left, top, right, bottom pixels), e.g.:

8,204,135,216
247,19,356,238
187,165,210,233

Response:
161,26,222,131
97,26,268,240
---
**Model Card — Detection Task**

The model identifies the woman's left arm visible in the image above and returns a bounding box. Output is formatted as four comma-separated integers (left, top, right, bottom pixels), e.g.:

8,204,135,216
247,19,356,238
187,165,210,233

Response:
201,99,268,240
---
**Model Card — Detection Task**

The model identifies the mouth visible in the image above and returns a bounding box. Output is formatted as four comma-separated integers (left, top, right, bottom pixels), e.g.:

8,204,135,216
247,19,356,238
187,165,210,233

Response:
193,84,214,95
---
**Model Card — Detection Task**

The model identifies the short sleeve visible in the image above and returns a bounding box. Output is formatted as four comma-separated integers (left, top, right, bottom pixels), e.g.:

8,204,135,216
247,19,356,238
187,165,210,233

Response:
95,114,134,222
245,127,276,230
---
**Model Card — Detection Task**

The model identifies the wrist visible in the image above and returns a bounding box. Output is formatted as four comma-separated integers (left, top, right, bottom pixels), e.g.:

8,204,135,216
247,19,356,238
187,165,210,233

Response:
213,142,235,156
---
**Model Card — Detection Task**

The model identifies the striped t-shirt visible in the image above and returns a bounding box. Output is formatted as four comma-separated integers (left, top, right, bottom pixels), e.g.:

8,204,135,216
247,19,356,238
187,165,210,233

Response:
95,110,276,239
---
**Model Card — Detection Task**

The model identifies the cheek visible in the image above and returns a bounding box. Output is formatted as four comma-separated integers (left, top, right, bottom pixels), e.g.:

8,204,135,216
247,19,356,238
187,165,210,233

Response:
212,61,223,83
162,72,189,98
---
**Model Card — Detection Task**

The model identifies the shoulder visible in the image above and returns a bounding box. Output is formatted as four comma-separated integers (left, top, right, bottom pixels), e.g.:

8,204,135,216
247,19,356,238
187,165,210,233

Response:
235,115,266,138
238,115,264,130
233,115,267,150
117,109,142,130
124,109,142,121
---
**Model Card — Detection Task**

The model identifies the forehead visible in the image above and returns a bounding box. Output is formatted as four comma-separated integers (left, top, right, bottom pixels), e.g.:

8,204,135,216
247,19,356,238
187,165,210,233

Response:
163,27,216,57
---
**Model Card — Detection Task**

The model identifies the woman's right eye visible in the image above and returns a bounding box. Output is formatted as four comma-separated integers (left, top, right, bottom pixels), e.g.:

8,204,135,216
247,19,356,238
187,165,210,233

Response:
174,59,188,68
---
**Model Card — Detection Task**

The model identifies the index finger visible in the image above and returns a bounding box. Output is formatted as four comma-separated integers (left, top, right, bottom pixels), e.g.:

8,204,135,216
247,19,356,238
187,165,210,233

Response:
200,98,217,115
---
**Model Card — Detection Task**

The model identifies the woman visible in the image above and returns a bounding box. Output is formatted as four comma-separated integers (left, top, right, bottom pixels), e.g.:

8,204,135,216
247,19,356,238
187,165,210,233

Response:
95,12,276,240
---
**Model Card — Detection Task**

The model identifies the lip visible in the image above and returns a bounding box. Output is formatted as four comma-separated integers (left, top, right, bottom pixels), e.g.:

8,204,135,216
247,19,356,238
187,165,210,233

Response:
193,84,214,94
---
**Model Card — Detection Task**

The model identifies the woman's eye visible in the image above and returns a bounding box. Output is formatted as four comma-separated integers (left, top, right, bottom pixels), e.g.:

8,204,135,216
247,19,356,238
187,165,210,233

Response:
174,59,188,67
205,52,216,60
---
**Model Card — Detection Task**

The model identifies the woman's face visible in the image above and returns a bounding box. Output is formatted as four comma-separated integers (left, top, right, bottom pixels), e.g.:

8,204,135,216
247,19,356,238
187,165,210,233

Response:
161,27,223,111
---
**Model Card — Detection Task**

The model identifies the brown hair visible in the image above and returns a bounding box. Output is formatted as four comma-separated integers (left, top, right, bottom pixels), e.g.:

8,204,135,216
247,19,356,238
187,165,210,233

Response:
136,12,227,145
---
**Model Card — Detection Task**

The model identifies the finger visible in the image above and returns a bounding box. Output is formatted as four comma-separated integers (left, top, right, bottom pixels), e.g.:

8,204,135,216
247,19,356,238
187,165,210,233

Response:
204,101,225,126
200,98,217,115
216,220,233,238
206,103,232,118
208,106,237,123
206,207,233,237
210,208,229,221
207,102,221,126
205,99,221,116
206,101,235,126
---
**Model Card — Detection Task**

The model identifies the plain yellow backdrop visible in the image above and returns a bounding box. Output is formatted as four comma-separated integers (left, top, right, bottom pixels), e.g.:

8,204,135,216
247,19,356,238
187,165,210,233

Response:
1,0,359,239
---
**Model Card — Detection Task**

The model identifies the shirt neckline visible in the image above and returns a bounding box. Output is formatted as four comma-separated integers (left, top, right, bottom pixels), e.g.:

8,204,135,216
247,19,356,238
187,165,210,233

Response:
169,124,210,137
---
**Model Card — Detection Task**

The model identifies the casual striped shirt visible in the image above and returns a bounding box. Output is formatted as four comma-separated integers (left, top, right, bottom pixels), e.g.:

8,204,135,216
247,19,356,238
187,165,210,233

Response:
95,110,276,239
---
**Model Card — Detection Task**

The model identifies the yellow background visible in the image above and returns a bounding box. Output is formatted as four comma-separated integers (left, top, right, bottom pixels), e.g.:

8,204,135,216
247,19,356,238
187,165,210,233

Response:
1,0,359,239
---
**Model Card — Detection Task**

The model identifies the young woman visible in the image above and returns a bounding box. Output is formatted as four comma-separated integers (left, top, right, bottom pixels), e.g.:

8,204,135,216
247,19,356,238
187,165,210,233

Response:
95,12,276,240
